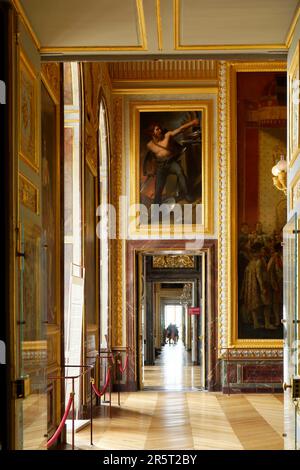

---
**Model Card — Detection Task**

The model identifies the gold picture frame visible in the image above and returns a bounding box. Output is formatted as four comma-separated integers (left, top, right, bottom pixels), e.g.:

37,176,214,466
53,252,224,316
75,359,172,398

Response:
228,62,286,349
129,100,214,236
288,42,300,168
19,50,39,172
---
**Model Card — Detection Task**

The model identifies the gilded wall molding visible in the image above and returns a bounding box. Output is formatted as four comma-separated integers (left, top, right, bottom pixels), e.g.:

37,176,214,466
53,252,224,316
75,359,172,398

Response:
111,96,124,347
19,172,39,214
41,63,60,104
218,61,229,353
218,61,285,358
108,60,218,82
152,255,195,269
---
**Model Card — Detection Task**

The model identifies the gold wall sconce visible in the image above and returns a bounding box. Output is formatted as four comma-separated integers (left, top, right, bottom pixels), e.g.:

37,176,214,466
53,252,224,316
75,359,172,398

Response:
271,155,287,195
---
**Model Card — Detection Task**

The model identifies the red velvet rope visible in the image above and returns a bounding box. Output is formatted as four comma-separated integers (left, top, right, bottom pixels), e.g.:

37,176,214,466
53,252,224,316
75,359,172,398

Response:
118,355,129,374
91,368,111,397
47,393,74,448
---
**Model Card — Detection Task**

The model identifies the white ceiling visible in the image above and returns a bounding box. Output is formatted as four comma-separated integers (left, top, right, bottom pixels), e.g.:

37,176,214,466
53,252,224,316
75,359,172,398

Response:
17,0,300,57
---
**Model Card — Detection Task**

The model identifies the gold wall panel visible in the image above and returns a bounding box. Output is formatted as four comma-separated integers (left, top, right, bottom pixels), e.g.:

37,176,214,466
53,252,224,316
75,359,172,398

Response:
19,49,39,172
19,172,39,214
152,255,195,269
111,96,123,347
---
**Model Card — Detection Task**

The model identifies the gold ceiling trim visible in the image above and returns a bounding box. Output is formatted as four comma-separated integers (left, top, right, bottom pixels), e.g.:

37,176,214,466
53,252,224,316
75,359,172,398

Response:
173,0,287,51
112,86,218,95
285,5,300,48
156,0,163,51
40,0,147,53
108,60,218,81
11,0,41,50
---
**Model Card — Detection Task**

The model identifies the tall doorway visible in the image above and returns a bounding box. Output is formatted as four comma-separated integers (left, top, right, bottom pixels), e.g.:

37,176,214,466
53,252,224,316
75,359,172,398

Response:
137,254,206,391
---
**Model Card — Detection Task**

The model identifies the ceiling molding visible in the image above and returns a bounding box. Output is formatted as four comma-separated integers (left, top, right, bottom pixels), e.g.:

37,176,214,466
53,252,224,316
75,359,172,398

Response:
11,0,40,50
108,60,218,80
173,0,287,52
156,0,163,51
285,4,300,47
227,61,287,72
39,0,148,53
111,86,218,95
136,0,148,50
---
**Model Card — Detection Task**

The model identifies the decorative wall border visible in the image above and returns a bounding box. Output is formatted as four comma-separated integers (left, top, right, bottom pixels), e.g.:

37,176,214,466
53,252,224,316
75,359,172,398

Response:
111,96,124,347
217,61,285,360
218,61,228,353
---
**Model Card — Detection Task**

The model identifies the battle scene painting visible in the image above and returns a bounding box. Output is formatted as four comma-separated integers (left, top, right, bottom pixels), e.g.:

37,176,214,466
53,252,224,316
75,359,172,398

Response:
237,71,287,339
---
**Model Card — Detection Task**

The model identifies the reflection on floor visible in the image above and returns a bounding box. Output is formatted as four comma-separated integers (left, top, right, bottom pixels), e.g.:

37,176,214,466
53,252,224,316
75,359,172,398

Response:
69,392,284,450
144,340,201,390
23,393,47,450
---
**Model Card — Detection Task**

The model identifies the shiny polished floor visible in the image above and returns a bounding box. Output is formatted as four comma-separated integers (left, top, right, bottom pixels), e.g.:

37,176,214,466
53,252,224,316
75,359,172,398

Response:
70,392,283,450
68,341,283,450
23,393,47,450
144,340,202,390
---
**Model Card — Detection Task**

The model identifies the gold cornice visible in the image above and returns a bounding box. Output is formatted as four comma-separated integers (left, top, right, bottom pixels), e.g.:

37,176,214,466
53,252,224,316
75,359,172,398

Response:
226,61,286,72
40,0,147,54
285,5,300,48
11,0,40,50
156,0,163,51
112,86,218,95
174,0,287,51
108,60,218,82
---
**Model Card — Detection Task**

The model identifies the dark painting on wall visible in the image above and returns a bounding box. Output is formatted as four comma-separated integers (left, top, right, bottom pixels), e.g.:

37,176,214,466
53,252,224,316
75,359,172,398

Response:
139,110,202,222
237,72,287,340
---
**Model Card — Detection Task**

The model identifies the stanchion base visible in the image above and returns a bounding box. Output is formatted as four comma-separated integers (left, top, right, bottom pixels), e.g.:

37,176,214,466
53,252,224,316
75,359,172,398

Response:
66,419,90,433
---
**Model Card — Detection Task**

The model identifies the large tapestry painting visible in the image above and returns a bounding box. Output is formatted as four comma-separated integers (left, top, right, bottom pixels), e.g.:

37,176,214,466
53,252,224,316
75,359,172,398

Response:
237,72,286,339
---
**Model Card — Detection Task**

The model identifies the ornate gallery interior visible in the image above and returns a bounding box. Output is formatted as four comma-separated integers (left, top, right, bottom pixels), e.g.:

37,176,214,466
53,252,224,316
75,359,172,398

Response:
1,0,300,451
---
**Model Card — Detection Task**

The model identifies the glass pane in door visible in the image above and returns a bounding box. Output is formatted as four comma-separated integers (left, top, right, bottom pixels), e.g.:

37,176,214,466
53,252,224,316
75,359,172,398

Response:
283,214,298,449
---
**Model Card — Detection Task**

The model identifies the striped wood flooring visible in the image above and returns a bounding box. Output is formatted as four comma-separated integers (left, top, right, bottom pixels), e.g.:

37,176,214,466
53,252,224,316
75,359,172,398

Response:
70,391,284,450
70,341,283,450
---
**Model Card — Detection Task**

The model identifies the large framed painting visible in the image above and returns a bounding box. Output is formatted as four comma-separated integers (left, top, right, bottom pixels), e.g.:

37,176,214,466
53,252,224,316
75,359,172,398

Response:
288,42,300,168
129,101,213,236
229,63,286,347
19,50,39,172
